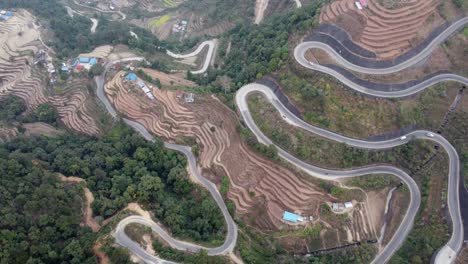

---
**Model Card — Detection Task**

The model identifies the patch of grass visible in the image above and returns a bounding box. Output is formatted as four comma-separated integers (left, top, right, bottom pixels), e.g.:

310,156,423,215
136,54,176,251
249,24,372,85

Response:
463,27,468,37
347,174,400,191
161,0,177,8
149,15,171,28
220,175,229,195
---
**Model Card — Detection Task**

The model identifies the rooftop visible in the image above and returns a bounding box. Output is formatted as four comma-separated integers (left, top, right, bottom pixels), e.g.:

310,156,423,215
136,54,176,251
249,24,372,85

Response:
283,211,303,223
125,73,138,81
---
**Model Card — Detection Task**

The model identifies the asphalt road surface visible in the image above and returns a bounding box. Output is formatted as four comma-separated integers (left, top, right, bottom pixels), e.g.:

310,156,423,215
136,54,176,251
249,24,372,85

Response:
236,83,462,264
95,59,237,263
94,14,467,263
166,39,218,74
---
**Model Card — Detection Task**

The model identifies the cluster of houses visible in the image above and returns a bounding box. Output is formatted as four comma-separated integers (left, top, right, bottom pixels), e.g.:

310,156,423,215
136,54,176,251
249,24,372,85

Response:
72,57,98,71
355,0,368,10
124,73,155,100
0,10,13,21
172,20,188,33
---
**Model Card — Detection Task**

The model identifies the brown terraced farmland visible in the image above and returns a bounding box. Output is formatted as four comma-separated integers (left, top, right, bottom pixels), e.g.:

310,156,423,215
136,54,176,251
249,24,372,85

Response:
104,71,390,250
319,0,448,59
0,10,105,136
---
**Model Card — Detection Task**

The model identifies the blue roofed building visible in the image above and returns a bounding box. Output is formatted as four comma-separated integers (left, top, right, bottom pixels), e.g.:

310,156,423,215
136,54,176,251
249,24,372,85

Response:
79,57,90,63
89,58,97,65
283,211,304,223
125,73,138,81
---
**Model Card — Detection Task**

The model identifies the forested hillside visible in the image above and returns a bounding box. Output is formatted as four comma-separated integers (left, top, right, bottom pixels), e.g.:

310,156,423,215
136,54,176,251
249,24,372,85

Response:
0,95,226,263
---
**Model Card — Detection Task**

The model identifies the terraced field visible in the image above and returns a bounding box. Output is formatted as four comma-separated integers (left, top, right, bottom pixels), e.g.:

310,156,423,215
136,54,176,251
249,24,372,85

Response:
104,72,383,248
319,0,444,58
0,10,102,136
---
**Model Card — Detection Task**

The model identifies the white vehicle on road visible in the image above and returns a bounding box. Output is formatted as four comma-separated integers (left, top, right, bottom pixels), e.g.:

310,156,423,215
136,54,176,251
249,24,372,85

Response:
309,61,314,65
400,136,407,140
427,132,435,137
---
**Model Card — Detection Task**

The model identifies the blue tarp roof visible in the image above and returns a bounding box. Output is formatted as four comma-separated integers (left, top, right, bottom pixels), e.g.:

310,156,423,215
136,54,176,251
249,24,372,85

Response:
125,73,137,81
5,12,13,16
283,212,302,223
61,66,69,71
79,57,90,63
0,15,11,21
89,58,97,65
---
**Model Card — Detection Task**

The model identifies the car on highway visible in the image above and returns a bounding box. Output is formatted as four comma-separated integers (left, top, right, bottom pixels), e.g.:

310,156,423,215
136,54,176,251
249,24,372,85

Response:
426,132,435,137
309,61,314,65
400,136,407,140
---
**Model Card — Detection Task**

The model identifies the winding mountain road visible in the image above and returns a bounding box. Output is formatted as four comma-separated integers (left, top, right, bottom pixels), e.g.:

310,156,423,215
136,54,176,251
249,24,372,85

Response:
94,14,467,264
294,17,468,98
288,14,468,264
65,6,99,33
236,83,462,264
95,59,237,264
166,40,218,74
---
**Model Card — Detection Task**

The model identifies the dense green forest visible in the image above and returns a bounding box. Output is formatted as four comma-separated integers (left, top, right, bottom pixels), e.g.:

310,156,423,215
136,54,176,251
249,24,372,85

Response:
0,154,97,263
0,94,226,262
1,124,226,242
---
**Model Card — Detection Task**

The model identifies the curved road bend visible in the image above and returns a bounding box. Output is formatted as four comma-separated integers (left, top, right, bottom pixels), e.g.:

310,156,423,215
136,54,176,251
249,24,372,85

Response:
295,17,468,75
65,6,99,33
95,59,237,263
166,39,218,74
236,83,462,264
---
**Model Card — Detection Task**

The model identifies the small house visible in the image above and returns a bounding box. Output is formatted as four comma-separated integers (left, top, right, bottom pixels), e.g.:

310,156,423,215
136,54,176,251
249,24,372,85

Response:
125,73,138,81
79,57,90,63
283,211,304,223
359,0,368,7
89,58,97,65
355,2,363,10
344,202,353,209
184,93,194,103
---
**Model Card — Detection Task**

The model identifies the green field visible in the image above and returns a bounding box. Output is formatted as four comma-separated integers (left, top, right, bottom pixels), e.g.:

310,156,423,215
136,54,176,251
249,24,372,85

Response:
161,0,178,8
149,15,171,28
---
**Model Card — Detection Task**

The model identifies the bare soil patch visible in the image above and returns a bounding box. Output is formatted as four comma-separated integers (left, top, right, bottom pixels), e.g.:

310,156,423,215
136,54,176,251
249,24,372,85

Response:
23,122,63,137
141,68,197,87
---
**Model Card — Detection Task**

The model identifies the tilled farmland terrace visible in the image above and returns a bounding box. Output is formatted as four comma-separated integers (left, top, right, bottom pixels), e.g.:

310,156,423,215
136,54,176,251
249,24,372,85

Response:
319,0,447,59
104,71,384,247
0,10,103,135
